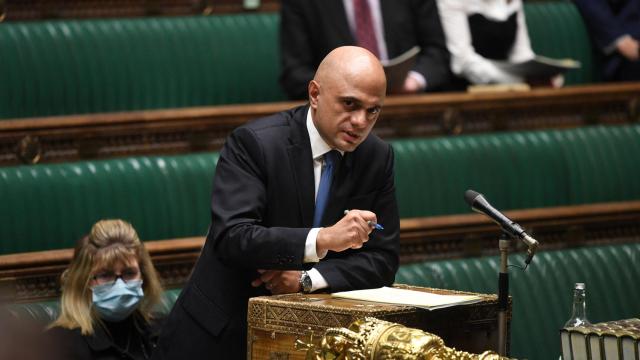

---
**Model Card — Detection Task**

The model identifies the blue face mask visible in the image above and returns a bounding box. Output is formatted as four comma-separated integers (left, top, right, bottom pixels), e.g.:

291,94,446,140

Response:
92,278,144,322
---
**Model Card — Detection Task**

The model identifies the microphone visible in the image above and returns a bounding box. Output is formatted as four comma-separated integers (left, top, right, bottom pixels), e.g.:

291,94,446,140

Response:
464,189,539,265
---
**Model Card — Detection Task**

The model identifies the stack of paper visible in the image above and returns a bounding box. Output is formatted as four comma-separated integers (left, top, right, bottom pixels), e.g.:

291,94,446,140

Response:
331,286,483,311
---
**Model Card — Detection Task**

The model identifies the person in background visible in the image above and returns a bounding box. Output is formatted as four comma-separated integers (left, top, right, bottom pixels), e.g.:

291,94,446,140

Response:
279,0,451,99
152,46,400,359
436,0,537,87
573,0,640,81
47,219,164,360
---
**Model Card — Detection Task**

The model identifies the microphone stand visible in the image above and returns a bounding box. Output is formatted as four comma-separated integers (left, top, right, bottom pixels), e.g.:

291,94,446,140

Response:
497,232,510,357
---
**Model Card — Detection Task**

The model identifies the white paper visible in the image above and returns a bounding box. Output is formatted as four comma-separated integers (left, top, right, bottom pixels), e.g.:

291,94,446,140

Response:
332,286,483,311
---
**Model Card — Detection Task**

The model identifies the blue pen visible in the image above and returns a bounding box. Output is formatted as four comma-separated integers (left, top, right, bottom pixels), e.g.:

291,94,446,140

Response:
343,210,384,230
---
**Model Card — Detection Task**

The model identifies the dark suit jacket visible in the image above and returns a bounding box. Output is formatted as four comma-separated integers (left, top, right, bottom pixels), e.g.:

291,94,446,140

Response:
279,0,451,99
152,105,400,359
574,0,640,79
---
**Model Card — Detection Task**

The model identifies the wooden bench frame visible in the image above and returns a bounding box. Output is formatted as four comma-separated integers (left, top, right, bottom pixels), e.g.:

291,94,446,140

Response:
1,200,639,303
0,0,282,22
2,82,639,165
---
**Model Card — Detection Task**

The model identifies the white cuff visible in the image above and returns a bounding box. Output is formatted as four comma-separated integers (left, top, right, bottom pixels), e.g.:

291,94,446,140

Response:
304,228,327,263
408,71,427,90
307,268,329,292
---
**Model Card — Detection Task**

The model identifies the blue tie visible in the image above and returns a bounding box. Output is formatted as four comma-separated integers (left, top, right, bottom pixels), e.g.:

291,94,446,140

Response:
313,150,341,227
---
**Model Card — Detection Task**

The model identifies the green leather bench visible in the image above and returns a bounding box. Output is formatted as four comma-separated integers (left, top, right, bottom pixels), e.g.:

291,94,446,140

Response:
0,152,218,253
0,14,286,119
1,124,639,255
0,1,597,120
392,123,640,217
396,242,640,360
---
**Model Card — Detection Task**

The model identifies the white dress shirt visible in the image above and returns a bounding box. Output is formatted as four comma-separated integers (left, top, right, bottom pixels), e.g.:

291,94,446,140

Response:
302,108,345,292
437,0,535,84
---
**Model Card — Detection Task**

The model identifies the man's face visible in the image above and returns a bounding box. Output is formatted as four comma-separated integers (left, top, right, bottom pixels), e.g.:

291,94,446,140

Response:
309,76,385,152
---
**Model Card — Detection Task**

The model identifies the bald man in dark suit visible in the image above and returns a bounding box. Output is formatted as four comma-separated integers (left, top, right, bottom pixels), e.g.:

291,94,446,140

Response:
152,46,400,359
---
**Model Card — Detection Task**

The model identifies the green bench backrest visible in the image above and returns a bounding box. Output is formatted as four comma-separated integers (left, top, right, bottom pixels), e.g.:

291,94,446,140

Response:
1,124,639,254
0,2,599,119
0,153,217,253
0,14,286,119
393,124,640,217
395,243,640,360
524,1,600,84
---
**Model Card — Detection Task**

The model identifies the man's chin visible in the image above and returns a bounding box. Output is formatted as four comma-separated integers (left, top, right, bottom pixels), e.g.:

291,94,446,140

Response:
337,142,359,152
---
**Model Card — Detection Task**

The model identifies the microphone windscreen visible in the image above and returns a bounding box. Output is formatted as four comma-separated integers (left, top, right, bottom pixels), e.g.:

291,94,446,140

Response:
464,189,481,206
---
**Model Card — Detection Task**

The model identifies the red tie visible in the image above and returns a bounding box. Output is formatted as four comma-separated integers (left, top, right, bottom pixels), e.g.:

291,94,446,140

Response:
353,0,380,58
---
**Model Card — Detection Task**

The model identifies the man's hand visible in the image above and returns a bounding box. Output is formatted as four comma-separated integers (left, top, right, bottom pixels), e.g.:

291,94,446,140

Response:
401,74,423,94
316,210,376,254
617,36,640,61
251,270,302,295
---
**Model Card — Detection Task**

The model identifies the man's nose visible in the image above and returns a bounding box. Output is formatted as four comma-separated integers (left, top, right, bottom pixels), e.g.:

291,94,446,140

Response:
351,110,368,128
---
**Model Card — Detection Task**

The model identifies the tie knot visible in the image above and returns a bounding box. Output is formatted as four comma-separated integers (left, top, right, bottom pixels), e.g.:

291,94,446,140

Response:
324,150,341,167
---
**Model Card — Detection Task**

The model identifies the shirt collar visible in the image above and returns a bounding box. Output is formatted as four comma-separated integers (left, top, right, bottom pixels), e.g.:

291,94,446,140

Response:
306,108,342,160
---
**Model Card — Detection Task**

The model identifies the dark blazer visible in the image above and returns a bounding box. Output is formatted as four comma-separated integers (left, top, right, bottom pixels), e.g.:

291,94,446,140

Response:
573,0,640,80
152,105,400,359
279,0,451,99
47,315,161,360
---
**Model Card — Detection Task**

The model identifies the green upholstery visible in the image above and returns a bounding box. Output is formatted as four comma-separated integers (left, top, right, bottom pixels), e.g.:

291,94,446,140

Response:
524,1,600,84
396,243,640,360
5,288,182,327
1,124,639,254
0,152,217,253
0,14,286,119
0,1,600,119
393,124,640,218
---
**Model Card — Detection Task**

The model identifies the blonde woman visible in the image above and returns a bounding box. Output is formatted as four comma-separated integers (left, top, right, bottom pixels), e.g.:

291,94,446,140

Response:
48,219,163,360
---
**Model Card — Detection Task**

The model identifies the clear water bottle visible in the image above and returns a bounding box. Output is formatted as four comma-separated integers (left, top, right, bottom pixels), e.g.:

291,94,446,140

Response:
564,282,591,327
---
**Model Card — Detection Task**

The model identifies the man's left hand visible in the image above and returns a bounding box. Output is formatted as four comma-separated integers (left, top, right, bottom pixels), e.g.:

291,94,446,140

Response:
402,75,422,93
251,270,302,295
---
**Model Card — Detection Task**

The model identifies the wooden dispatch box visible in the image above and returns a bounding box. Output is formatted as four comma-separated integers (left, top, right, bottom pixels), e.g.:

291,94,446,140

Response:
247,284,509,360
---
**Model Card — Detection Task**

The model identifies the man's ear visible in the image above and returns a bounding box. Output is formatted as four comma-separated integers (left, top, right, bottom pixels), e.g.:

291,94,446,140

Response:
308,80,320,109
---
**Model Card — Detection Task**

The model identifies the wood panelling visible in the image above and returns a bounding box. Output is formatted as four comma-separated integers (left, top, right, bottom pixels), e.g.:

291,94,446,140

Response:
2,82,639,165
0,0,281,21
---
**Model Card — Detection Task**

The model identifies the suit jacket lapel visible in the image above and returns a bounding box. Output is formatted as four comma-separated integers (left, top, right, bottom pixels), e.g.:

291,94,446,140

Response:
287,106,315,227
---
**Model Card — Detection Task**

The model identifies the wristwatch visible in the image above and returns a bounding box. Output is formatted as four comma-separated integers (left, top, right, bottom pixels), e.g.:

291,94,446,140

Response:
299,271,312,293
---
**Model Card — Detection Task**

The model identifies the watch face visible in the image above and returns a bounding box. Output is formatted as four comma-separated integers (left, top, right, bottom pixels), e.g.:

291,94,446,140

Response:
301,272,312,292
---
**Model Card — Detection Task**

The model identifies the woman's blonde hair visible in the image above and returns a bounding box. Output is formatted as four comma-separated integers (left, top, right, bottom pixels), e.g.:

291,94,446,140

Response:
50,219,163,335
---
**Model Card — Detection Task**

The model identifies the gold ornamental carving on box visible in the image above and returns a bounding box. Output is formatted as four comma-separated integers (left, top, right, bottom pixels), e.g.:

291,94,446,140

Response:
295,317,509,360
